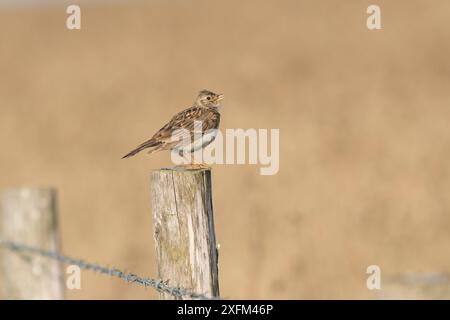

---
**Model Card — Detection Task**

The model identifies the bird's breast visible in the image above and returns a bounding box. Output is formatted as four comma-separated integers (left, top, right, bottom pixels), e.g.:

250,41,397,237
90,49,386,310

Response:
178,129,219,154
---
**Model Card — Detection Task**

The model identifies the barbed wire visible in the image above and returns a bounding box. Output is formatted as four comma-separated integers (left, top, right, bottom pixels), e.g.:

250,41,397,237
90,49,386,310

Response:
0,239,215,300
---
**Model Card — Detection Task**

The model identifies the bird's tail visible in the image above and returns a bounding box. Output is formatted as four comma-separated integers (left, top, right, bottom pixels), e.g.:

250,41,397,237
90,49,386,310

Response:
122,139,161,159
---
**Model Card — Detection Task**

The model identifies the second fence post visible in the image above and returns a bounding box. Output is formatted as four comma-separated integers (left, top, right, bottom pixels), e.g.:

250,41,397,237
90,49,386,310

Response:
150,168,220,299
0,188,64,299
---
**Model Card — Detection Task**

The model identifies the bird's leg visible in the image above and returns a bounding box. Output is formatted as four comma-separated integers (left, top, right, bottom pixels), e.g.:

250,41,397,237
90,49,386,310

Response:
173,150,210,170
188,163,210,170
187,150,210,170
173,150,195,170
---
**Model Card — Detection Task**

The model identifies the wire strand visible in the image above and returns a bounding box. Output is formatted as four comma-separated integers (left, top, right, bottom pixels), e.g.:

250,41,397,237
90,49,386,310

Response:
0,239,215,300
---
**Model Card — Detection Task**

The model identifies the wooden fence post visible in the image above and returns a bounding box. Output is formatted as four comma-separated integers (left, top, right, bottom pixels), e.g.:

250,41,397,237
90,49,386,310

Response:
150,168,219,299
0,188,64,299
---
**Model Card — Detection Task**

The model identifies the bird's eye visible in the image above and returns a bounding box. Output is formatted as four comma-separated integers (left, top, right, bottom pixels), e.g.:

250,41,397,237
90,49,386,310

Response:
206,96,211,100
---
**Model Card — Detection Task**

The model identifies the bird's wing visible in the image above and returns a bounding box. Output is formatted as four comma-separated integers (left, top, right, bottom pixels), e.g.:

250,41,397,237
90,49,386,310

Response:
152,107,220,149
122,107,220,158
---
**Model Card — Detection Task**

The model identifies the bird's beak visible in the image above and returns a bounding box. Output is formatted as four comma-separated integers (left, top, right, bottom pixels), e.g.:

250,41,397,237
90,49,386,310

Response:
215,94,224,101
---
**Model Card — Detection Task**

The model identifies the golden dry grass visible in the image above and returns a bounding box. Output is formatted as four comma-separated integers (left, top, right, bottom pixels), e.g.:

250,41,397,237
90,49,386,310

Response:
1,0,450,299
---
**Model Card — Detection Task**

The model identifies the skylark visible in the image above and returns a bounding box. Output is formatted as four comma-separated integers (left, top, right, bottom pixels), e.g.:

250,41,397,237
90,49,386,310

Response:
122,90,223,168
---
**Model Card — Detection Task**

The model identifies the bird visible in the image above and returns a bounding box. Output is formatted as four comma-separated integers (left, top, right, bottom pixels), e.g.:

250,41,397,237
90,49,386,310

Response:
122,89,223,168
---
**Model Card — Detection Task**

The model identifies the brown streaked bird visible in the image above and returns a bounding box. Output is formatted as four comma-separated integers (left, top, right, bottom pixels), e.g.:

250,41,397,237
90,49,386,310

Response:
122,90,223,166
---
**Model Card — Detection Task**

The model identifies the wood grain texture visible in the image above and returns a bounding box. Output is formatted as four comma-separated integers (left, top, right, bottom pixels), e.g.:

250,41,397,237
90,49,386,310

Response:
150,168,219,299
0,188,63,299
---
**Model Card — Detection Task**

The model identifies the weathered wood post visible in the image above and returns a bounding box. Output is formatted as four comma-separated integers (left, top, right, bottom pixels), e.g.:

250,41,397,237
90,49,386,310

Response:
150,168,219,299
0,188,64,299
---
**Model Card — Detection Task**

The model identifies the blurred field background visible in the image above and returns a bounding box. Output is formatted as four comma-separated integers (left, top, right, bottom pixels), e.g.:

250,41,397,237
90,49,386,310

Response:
1,0,450,299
